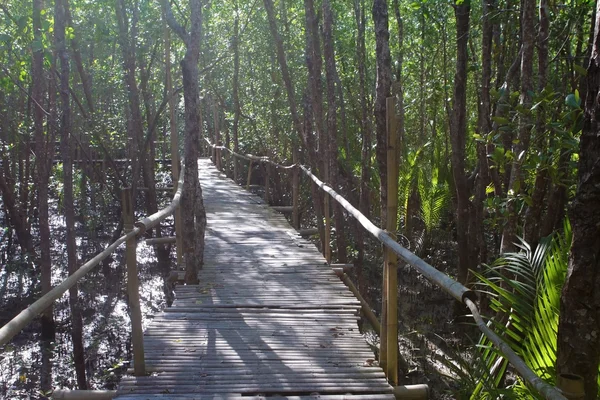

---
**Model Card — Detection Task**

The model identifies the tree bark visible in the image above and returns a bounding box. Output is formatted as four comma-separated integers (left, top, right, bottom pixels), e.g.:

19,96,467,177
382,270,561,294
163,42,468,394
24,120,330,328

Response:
474,0,496,266
232,0,241,183
56,0,87,388
501,0,535,253
523,0,550,249
449,0,473,285
355,0,370,294
372,0,392,226
164,0,207,284
33,0,54,392
556,6,600,397
322,0,347,263
263,0,324,246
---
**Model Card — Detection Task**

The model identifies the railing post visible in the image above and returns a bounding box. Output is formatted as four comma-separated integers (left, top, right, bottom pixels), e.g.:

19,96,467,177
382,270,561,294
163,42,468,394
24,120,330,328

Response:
292,166,300,229
121,188,146,376
246,160,253,190
214,103,222,171
292,148,300,229
324,191,331,264
384,96,399,385
233,153,239,184
264,162,271,204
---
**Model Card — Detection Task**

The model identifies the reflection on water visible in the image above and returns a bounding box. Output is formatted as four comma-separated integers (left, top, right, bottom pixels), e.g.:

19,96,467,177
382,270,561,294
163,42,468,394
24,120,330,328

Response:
0,190,172,399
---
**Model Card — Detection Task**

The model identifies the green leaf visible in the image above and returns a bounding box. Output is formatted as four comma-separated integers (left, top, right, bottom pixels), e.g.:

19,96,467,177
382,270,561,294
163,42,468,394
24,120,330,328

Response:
565,93,581,109
573,64,588,76
492,116,509,125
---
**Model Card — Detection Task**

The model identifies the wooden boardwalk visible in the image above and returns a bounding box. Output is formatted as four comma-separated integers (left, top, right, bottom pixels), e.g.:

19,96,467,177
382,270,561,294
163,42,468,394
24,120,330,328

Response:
116,159,394,399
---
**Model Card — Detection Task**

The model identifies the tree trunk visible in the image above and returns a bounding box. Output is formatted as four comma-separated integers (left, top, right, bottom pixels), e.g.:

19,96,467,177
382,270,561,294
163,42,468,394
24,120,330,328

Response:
232,0,241,183
556,6,600,397
164,0,207,284
523,0,550,249
322,0,347,263
500,0,535,253
372,0,392,226
264,0,324,246
33,0,54,392
355,0,370,294
56,0,87,388
449,1,473,285
474,0,496,266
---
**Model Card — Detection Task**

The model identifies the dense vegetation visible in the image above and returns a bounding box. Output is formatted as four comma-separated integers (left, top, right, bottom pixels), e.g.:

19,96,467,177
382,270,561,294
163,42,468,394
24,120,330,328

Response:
1,0,599,398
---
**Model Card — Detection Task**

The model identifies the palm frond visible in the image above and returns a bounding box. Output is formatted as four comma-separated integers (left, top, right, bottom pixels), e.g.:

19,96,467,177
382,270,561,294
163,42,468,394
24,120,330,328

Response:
470,221,573,397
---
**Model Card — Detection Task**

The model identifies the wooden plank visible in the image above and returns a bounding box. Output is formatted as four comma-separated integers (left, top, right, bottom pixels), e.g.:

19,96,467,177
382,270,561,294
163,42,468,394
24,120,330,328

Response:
114,159,392,400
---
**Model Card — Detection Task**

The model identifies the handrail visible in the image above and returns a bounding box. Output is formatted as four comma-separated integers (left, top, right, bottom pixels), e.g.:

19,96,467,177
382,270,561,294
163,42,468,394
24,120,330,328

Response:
204,139,567,400
0,159,185,347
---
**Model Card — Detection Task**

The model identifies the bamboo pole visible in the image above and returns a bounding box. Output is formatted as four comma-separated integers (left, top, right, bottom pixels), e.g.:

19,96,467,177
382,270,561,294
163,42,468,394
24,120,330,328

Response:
214,103,222,171
51,390,116,400
264,162,270,204
145,236,177,245
292,150,300,229
203,138,567,400
392,384,429,399
298,228,319,236
556,374,584,399
272,206,294,213
385,96,399,384
0,228,137,346
334,272,380,335
324,191,331,263
122,188,145,376
246,160,253,190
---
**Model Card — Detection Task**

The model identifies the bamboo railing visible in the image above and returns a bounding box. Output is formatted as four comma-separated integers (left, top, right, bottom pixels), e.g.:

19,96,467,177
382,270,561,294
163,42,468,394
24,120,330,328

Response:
0,158,186,378
203,97,574,400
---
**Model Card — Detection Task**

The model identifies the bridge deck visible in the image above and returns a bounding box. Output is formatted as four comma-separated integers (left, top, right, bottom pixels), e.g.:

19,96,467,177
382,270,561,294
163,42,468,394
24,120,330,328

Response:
115,159,394,399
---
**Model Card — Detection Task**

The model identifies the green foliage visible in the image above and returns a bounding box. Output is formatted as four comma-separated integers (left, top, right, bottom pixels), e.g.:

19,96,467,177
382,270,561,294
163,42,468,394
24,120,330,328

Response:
463,221,600,398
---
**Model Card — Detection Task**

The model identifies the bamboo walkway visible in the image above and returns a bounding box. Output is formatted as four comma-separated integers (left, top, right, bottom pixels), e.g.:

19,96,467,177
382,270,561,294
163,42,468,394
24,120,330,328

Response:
115,159,394,400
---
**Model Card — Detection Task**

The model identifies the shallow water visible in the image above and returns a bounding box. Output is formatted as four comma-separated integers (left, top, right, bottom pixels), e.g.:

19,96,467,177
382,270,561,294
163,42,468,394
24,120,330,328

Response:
0,187,173,399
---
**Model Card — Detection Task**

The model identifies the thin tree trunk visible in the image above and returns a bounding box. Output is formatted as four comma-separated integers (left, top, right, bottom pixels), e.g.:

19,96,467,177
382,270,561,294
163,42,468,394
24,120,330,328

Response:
56,0,87,388
474,0,496,266
556,5,600,396
232,0,241,183
500,0,535,253
322,0,347,263
355,0,369,294
372,0,392,226
449,1,473,285
523,0,550,248
65,0,94,114
33,0,54,392
263,0,324,245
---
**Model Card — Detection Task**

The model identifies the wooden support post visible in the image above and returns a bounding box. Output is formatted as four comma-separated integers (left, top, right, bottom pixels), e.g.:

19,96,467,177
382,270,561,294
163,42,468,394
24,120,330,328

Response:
385,96,399,385
217,147,222,172
292,150,300,229
336,272,381,335
121,188,145,376
214,103,222,171
246,161,253,190
557,374,584,399
324,191,331,264
233,154,239,184
264,162,271,204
